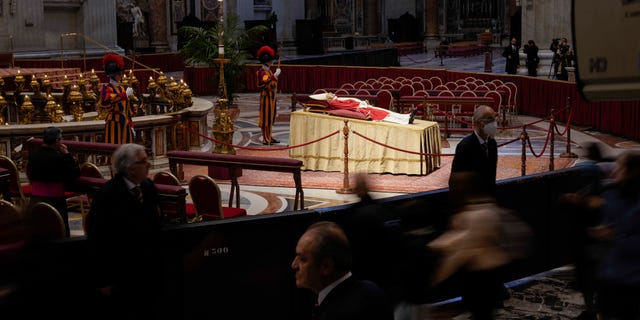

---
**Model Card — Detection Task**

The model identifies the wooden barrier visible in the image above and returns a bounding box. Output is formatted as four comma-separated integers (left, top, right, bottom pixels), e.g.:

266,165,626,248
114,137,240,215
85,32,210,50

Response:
166,150,304,210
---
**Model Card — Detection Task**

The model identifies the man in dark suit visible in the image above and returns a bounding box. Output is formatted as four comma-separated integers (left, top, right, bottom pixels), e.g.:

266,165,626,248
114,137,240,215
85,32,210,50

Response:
502,37,520,74
27,126,80,237
87,143,163,319
449,105,498,198
291,221,394,320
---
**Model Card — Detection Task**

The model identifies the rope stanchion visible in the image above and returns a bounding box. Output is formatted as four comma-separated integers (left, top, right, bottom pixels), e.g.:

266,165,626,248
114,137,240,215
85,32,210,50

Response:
520,127,528,176
560,96,578,158
549,108,555,171
336,120,353,194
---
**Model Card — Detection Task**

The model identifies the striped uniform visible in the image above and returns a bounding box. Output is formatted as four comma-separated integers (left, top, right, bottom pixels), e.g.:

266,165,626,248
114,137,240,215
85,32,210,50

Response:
256,65,277,144
100,82,134,145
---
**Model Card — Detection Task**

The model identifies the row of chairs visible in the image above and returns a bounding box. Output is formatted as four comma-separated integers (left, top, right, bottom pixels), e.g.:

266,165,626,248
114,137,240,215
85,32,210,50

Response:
0,154,246,238
152,171,247,223
0,199,68,240
334,75,518,123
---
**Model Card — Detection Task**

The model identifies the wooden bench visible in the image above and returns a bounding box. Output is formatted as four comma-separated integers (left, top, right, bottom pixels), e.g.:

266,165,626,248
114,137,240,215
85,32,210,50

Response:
166,150,305,210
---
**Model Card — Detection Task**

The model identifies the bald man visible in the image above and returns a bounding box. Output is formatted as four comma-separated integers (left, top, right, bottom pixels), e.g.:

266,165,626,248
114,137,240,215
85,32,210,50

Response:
292,221,394,320
449,105,499,196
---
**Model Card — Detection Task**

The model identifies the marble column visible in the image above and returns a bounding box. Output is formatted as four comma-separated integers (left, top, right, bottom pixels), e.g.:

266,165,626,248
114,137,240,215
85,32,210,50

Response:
425,0,438,37
363,0,378,36
149,0,170,53
424,0,440,52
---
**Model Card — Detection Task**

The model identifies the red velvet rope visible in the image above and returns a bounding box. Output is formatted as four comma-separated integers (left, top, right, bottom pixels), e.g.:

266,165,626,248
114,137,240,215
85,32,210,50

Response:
553,105,574,136
352,130,455,156
183,126,340,152
526,124,554,158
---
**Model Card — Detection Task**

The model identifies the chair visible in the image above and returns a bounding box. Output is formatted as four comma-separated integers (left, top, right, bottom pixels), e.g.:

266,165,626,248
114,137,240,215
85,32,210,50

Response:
340,82,355,89
444,81,457,90
334,89,350,96
420,78,433,90
153,171,196,222
188,174,247,221
0,199,21,229
376,89,394,110
503,81,519,121
79,162,104,178
0,155,30,208
429,76,443,87
28,202,67,239
398,84,415,113
484,90,504,123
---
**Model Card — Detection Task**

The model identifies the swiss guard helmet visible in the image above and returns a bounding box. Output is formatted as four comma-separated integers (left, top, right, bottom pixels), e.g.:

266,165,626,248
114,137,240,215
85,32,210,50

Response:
257,45,276,64
102,53,125,77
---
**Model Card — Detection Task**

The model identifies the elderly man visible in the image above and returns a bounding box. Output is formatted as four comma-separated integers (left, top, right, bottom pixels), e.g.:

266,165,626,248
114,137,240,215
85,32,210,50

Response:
86,143,162,319
292,221,394,320
449,105,499,196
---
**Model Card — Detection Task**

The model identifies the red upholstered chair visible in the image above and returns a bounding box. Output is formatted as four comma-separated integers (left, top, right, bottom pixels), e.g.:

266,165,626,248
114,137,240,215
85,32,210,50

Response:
153,171,197,222
429,76,443,87
0,155,31,208
28,202,67,239
420,78,433,90
376,89,394,110
188,174,247,221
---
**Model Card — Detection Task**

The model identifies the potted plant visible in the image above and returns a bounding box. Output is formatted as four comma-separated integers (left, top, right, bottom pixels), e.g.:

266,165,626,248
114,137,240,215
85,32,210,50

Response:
178,14,268,105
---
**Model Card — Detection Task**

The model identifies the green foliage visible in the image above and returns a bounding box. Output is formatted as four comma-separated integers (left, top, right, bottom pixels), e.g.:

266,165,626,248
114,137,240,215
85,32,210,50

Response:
178,14,268,103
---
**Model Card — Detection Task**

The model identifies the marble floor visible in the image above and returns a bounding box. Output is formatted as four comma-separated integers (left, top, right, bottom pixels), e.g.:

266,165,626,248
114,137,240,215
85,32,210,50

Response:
67,54,639,319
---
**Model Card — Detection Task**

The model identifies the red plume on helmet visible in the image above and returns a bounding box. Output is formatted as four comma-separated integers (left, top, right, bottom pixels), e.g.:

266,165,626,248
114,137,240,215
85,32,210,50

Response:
257,45,276,64
102,53,125,77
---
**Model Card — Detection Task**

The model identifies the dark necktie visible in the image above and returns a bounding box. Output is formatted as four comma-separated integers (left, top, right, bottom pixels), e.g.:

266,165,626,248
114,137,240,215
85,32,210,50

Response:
481,142,489,157
131,186,143,203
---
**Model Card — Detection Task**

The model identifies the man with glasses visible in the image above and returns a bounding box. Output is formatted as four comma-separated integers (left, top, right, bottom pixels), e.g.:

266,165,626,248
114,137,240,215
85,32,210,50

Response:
449,105,499,197
86,143,163,319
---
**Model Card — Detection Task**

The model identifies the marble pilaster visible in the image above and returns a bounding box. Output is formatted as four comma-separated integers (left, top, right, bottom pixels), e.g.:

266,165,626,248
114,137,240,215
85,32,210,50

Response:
149,0,170,52
363,0,379,35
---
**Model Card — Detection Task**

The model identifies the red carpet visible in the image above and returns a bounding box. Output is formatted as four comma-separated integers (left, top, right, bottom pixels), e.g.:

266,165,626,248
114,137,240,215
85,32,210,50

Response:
182,149,576,194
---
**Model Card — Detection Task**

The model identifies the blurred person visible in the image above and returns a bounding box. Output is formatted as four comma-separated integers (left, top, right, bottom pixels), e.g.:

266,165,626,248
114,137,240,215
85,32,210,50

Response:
100,53,136,146
86,143,163,319
589,151,640,320
256,45,281,145
502,37,520,74
291,220,394,320
523,40,540,77
27,126,80,237
449,105,498,197
559,142,613,320
339,173,420,319
429,171,522,320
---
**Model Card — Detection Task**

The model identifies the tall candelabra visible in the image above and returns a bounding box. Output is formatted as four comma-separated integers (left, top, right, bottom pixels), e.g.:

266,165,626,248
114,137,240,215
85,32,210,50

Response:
211,0,235,154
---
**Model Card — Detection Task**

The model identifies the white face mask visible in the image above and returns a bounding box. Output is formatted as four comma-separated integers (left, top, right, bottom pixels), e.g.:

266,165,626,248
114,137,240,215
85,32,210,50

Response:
483,121,497,137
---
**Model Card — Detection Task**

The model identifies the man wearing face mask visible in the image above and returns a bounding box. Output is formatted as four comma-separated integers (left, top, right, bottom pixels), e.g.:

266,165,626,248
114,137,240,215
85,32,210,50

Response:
449,105,499,197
